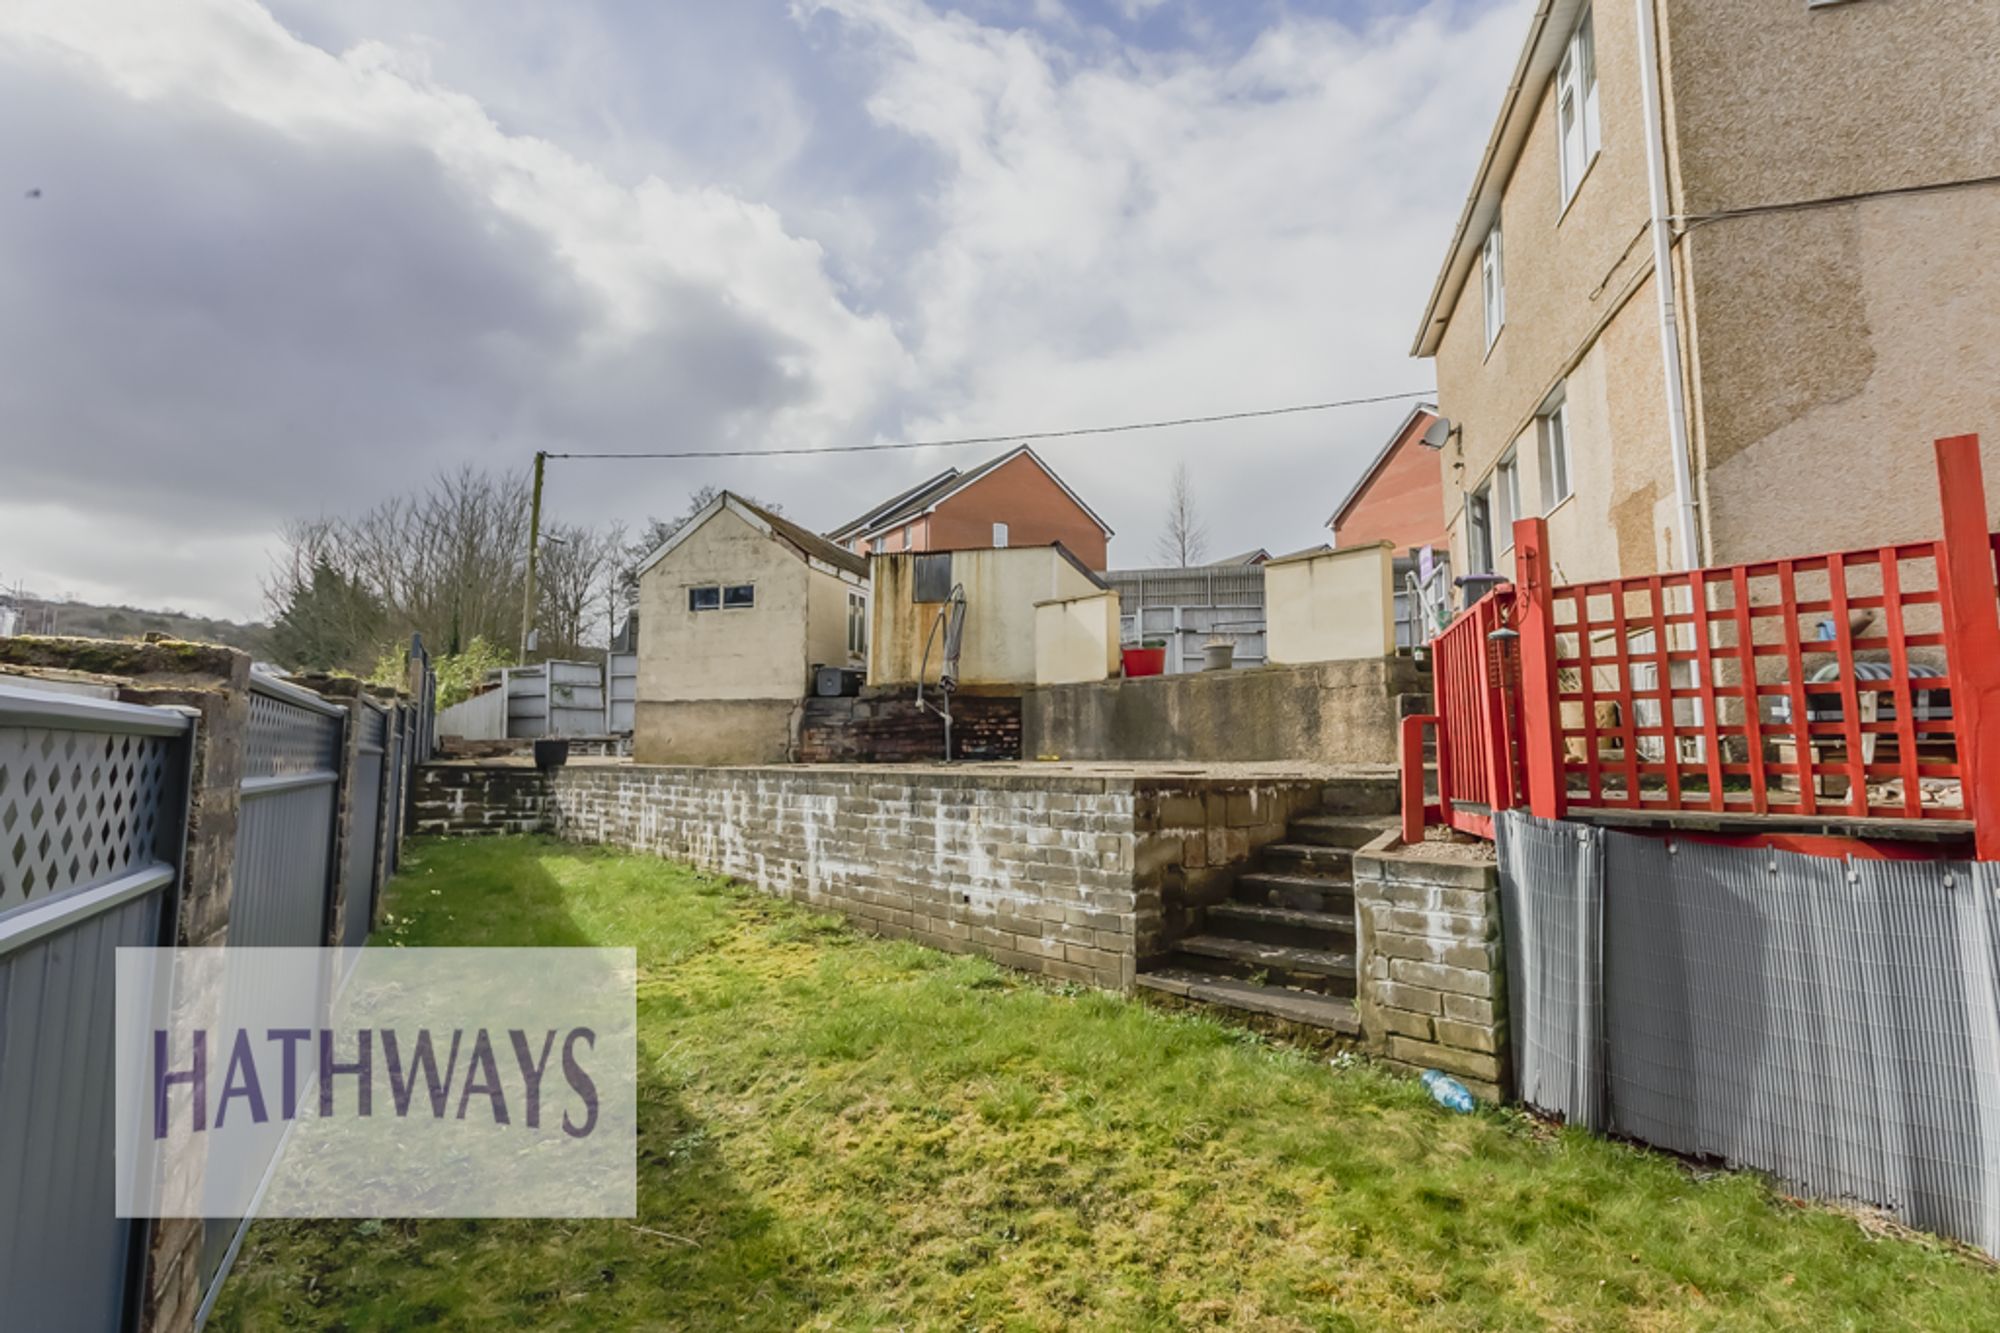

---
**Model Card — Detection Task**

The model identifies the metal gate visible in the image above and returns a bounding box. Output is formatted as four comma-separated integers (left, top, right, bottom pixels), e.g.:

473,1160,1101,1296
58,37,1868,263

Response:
340,702,388,952
197,671,346,1318
1106,566,1267,673
0,683,193,1332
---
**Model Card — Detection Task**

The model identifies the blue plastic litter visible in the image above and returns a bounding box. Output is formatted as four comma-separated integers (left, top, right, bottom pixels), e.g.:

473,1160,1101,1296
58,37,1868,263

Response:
1422,1069,1477,1114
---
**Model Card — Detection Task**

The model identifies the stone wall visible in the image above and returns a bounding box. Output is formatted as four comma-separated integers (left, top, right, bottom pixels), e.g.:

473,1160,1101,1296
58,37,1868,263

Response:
797,689,1023,763
412,763,553,836
1351,835,1508,1100
1023,657,1429,764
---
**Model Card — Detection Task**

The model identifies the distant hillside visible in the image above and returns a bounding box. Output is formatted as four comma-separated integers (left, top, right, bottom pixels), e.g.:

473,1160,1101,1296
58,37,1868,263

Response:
2,596,271,657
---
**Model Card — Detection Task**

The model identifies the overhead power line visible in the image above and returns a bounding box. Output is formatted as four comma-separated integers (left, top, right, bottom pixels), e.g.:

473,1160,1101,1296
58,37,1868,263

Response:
542,389,1436,461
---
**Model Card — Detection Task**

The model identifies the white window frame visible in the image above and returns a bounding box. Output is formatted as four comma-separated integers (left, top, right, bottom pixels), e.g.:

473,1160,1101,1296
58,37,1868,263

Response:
1481,223,1505,350
689,585,721,612
1494,453,1521,550
1468,485,1496,575
1539,392,1574,511
992,522,1009,548
722,583,756,610
1557,8,1601,208
847,591,868,657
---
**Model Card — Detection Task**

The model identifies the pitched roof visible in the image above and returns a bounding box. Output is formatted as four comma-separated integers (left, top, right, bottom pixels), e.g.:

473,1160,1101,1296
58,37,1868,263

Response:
827,468,960,543
1328,403,1440,532
828,446,1114,544
634,492,870,581
1411,0,1590,356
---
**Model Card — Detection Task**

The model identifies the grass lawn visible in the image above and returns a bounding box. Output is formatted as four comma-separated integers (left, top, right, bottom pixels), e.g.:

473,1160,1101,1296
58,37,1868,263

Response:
214,837,1995,1331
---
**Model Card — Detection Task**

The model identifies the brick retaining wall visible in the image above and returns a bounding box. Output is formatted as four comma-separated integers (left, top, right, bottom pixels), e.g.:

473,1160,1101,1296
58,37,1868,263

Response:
796,690,1022,763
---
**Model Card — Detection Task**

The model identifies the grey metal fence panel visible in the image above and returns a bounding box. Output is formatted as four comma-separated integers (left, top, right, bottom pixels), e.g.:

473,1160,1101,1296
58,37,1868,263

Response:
548,659,606,736
1106,566,1267,673
0,685,192,1332
1496,812,1606,1129
202,674,345,1308
606,651,637,734
1500,809,2000,1256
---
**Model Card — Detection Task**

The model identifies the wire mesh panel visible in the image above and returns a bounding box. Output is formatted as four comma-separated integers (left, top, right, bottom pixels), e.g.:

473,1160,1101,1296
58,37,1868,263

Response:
0,686,191,1332
1499,809,2000,1257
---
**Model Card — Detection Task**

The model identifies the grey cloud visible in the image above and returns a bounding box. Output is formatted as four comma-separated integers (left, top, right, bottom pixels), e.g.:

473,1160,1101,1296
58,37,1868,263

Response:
0,51,813,531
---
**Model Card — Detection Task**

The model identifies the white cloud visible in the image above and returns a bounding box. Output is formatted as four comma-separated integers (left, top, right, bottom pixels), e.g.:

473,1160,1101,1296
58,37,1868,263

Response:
0,0,1529,617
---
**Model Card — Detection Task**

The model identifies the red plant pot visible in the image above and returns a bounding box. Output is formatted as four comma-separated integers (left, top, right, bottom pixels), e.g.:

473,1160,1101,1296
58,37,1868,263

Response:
1121,647,1167,678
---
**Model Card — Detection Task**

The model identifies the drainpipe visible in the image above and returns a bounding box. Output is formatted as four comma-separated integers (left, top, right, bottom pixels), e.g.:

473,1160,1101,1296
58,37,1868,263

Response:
1633,0,1702,570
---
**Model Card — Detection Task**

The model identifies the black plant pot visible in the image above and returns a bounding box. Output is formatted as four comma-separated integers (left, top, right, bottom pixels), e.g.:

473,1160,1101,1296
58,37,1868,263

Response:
533,737,571,771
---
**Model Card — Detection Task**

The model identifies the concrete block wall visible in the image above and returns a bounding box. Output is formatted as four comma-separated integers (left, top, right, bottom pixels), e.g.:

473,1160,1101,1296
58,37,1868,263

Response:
1351,837,1508,1100
412,763,554,836
549,765,1140,988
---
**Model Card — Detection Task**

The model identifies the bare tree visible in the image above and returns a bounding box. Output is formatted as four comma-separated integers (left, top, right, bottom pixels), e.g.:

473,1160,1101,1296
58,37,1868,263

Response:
536,520,627,659
1154,462,1210,568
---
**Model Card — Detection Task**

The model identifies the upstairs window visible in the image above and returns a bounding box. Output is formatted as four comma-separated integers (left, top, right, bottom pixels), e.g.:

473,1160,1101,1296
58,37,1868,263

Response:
1539,391,1574,510
688,586,721,612
1481,223,1505,349
992,521,1010,548
1557,8,1600,207
723,584,756,609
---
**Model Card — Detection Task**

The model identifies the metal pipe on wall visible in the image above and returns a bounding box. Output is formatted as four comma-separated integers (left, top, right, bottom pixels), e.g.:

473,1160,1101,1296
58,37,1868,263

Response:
1634,0,1703,570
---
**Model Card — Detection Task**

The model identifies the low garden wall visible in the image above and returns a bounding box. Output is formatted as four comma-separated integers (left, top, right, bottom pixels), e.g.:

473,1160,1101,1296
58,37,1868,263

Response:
1022,657,1429,764
417,762,1358,990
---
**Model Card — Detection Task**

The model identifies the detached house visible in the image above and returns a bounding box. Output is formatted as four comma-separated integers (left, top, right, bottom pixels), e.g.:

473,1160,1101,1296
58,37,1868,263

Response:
828,445,1114,571
1416,0,2000,587
632,494,869,765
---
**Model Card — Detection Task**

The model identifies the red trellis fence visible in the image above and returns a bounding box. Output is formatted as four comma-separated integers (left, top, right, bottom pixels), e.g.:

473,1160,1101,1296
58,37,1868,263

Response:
1402,434,2000,859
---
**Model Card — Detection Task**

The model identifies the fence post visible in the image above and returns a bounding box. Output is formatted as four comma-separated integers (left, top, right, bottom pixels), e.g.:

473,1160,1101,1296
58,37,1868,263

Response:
1400,714,1435,845
1933,434,2000,859
1513,517,1567,820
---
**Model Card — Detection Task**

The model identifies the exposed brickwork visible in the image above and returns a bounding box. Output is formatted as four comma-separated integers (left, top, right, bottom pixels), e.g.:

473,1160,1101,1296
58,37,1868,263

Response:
1351,838,1508,1099
797,690,1023,763
412,763,553,836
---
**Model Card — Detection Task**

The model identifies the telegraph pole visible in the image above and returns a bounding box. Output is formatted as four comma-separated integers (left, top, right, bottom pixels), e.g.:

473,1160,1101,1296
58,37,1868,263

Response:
519,450,547,662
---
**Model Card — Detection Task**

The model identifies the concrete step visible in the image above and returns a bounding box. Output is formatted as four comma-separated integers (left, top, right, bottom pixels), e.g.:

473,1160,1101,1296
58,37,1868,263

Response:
1317,777,1400,817
1231,869,1355,915
1168,934,1357,996
1289,814,1400,849
1206,901,1354,951
1136,968,1360,1034
1258,842,1358,876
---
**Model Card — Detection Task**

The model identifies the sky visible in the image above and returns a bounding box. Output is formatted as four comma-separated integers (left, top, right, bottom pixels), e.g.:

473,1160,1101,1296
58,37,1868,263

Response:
0,0,1531,622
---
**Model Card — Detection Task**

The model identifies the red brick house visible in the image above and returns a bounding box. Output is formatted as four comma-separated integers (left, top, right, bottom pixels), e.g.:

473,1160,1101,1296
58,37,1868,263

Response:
1328,404,1448,552
828,445,1114,570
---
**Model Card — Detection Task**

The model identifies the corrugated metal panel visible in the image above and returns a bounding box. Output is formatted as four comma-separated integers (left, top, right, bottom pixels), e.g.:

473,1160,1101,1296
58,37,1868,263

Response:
1500,809,2000,1256
1496,813,1605,1129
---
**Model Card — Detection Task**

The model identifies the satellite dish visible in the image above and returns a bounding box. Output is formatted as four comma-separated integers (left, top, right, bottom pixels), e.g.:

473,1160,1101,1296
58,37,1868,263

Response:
1420,415,1454,450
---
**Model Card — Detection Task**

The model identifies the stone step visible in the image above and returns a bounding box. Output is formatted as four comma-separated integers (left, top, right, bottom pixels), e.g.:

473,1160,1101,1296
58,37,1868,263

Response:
1168,935,1357,996
1231,869,1355,915
1136,968,1360,1034
1206,900,1353,951
1289,814,1400,849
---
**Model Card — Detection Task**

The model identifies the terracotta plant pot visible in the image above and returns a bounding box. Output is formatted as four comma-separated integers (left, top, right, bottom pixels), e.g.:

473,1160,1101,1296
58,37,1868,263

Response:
1121,647,1167,678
